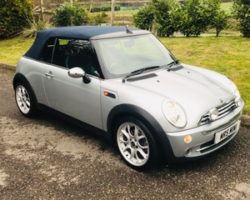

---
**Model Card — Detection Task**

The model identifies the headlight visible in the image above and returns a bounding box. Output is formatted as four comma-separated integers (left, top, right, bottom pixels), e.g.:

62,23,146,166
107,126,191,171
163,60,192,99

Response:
234,89,241,107
234,89,241,100
162,100,187,128
226,76,241,107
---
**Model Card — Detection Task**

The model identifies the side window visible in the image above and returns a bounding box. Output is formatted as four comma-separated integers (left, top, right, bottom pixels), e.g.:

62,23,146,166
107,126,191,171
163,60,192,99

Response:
51,39,69,67
52,38,102,78
39,38,56,63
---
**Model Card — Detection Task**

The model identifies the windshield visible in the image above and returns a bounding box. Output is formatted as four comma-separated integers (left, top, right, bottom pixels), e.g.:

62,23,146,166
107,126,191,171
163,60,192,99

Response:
94,34,176,78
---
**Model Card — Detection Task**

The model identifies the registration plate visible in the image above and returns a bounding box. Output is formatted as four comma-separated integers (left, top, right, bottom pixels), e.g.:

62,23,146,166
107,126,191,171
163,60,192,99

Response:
214,121,240,144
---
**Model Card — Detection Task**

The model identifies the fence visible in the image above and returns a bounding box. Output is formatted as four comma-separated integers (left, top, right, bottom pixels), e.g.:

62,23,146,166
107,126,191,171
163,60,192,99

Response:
33,0,149,24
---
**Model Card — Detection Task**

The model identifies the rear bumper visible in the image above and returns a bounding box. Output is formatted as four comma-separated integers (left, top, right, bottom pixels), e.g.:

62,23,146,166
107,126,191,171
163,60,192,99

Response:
166,102,244,158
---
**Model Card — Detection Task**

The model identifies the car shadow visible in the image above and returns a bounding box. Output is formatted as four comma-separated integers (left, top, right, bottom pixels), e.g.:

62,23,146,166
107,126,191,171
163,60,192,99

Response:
33,109,115,151
31,109,240,174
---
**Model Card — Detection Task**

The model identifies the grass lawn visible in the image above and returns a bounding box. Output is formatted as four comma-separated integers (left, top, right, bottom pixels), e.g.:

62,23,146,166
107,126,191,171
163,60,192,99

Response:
0,36,249,114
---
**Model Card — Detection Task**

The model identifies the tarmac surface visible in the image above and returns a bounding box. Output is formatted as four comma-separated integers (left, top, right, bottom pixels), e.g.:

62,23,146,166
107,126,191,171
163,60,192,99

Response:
0,68,250,200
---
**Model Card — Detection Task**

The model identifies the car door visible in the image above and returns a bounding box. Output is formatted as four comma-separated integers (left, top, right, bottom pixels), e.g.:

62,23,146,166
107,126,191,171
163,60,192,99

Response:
42,38,103,129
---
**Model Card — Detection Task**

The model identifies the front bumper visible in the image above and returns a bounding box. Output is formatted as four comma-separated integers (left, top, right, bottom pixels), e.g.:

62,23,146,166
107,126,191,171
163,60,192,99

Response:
167,102,244,158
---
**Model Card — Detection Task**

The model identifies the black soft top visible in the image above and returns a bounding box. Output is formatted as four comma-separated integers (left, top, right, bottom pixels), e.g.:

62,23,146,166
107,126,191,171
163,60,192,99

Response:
25,26,139,60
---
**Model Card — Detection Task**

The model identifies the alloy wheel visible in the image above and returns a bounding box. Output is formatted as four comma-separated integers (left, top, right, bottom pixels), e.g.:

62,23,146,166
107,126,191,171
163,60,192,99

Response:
15,85,31,114
117,122,150,167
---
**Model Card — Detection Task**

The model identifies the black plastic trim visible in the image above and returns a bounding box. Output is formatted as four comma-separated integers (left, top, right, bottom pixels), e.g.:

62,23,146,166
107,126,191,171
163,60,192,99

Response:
167,65,184,72
12,73,37,104
126,73,157,82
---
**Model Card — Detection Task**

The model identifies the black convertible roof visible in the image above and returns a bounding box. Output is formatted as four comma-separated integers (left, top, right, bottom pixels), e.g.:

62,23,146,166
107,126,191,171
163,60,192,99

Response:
39,26,139,39
25,26,141,60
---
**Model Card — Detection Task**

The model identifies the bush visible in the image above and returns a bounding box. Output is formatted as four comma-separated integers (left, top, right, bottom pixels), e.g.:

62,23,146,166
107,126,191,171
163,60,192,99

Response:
133,5,155,31
153,0,181,36
23,20,50,38
0,0,32,39
53,3,88,27
227,17,240,31
233,0,250,37
90,12,108,25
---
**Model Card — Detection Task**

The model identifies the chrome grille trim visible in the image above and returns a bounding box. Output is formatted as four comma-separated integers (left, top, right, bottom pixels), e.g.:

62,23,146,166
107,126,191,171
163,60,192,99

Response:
218,101,235,113
200,99,237,125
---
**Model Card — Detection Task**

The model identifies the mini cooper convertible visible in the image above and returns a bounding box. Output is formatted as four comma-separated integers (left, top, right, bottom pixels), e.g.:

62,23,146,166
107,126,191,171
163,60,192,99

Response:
13,26,244,169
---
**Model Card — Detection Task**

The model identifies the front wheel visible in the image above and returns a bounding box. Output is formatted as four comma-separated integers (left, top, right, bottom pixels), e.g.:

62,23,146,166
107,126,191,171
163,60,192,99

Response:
15,83,38,117
115,117,160,170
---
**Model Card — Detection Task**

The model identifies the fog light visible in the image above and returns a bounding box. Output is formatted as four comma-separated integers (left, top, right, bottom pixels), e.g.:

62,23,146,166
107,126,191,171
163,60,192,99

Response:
184,135,192,144
209,108,219,121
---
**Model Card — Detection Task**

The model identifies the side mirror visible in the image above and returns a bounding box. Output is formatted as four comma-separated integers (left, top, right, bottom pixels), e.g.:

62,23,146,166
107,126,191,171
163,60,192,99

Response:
68,67,91,83
68,67,85,78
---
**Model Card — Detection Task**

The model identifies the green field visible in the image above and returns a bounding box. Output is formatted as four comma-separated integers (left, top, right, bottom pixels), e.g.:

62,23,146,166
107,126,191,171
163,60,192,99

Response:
0,36,249,114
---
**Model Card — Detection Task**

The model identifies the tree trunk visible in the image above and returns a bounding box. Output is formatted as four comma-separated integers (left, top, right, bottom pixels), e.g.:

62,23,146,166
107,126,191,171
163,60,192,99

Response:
216,29,220,37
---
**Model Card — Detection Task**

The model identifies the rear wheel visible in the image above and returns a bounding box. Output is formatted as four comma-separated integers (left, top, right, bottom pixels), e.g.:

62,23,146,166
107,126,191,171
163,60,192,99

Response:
115,117,160,170
15,83,38,117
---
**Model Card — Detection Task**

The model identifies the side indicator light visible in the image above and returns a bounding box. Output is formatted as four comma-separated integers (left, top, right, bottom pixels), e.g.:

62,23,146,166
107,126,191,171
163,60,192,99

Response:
103,91,116,99
103,91,109,96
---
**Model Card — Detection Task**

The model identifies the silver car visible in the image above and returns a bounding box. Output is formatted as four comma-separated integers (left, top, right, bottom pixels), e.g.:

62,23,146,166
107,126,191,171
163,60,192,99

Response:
13,26,244,170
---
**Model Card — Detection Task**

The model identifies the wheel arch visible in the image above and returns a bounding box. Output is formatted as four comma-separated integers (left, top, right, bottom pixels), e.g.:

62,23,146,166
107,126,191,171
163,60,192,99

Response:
107,104,175,162
13,73,38,103
13,73,28,88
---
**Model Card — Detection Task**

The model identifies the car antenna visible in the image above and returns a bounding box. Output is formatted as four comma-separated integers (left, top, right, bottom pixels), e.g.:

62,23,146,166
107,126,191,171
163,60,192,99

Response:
125,25,133,34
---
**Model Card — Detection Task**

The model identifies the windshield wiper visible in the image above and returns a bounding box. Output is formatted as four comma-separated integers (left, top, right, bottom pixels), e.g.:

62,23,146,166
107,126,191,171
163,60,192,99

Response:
166,60,179,68
165,60,180,71
123,65,161,81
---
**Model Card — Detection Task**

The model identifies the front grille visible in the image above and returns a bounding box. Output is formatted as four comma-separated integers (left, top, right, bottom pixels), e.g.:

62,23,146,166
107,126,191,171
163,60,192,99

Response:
200,100,237,125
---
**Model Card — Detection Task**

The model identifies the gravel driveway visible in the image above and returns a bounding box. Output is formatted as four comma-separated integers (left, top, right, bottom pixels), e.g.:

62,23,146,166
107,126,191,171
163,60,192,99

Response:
0,67,250,200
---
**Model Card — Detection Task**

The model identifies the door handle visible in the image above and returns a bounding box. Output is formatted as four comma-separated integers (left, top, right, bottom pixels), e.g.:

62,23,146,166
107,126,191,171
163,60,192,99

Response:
45,71,54,78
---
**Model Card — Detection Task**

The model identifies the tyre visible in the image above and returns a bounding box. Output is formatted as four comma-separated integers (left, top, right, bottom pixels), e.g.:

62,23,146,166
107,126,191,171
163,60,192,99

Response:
115,117,160,170
15,82,38,117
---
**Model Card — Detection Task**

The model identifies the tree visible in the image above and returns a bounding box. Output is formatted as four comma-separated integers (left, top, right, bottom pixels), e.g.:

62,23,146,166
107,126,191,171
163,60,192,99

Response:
133,5,155,31
152,0,181,37
179,0,212,37
212,10,228,37
233,0,250,37
0,0,33,39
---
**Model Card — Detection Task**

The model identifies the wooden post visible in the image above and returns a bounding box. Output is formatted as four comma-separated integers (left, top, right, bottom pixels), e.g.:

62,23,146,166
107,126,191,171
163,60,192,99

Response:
111,0,115,25
39,0,44,21
89,0,93,12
